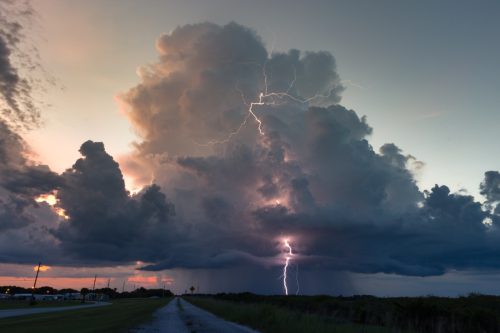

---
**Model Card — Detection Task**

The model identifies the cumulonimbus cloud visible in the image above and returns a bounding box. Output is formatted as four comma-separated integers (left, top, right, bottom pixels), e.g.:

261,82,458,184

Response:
1,22,500,287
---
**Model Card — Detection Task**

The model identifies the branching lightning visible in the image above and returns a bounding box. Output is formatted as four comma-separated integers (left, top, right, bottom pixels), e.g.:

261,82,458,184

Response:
194,61,338,146
283,238,297,296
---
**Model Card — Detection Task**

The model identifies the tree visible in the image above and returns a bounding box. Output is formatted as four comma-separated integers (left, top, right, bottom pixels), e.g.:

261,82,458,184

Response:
81,288,90,303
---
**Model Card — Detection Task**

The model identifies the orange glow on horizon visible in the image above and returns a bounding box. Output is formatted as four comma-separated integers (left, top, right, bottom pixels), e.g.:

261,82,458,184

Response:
33,265,51,272
0,276,106,290
128,276,157,284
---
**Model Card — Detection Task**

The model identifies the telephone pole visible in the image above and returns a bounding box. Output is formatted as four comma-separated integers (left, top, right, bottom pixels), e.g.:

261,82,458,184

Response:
33,262,41,290
31,262,41,304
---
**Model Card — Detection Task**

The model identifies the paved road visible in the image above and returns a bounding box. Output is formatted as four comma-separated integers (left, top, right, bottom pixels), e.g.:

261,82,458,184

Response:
131,297,260,333
0,302,110,319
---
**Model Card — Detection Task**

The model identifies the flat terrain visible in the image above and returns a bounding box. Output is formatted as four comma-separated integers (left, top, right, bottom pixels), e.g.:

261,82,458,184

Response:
187,293,500,333
186,297,394,333
0,298,171,333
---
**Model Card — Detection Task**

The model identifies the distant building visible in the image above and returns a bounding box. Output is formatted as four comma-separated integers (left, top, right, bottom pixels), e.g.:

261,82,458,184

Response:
13,294,64,301
12,293,32,300
85,293,110,302
64,292,82,300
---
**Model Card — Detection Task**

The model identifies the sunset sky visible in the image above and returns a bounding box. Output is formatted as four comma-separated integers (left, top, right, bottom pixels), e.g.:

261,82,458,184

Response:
0,0,499,296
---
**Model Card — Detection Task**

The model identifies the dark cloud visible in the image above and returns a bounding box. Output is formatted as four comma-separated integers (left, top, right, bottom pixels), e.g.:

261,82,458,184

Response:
1,21,500,295
115,22,500,281
0,120,61,231
0,1,43,128
481,171,500,215
52,141,177,263
0,2,62,263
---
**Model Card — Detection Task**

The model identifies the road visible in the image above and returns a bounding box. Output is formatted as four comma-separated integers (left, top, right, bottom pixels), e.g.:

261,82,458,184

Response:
131,297,260,333
0,302,110,319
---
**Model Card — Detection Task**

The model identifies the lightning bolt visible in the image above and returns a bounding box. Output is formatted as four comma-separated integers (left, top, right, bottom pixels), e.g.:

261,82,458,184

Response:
194,61,338,146
283,238,293,295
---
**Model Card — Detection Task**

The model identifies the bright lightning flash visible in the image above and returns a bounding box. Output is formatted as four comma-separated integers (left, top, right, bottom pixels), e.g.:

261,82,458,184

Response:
283,238,294,295
196,63,337,146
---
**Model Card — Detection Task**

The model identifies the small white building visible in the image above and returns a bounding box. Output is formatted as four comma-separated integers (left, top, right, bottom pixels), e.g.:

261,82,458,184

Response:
85,293,110,302
13,294,64,301
64,292,82,300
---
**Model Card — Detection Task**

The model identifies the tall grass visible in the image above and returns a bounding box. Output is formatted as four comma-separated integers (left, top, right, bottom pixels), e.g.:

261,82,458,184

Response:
194,293,500,333
186,297,403,333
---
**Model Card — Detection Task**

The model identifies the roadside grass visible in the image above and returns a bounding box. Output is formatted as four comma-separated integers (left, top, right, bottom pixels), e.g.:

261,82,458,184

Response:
0,300,84,310
185,297,408,333
0,298,171,333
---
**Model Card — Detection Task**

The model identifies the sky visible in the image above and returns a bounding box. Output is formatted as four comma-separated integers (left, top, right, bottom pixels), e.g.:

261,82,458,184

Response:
0,0,499,296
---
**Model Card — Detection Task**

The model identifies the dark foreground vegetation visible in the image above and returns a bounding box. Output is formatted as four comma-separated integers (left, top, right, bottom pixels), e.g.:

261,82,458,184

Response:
186,296,398,333
0,298,171,333
186,293,500,333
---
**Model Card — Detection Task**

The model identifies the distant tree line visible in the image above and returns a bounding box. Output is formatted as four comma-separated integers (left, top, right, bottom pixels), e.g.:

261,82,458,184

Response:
0,285,173,299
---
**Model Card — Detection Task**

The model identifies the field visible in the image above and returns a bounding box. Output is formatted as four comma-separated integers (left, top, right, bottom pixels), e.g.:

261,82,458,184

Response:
186,296,400,333
185,293,500,333
0,298,171,333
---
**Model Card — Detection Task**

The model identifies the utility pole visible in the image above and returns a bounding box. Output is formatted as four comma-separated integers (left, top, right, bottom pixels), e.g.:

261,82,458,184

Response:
122,280,126,293
92,275,97,303
107,278,110,289
31,262,41,304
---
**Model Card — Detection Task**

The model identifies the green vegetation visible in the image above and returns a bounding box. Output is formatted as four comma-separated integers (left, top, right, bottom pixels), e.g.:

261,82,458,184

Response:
186,297,400,333
0,300,84,310
0,298,171,333
186,293,500,333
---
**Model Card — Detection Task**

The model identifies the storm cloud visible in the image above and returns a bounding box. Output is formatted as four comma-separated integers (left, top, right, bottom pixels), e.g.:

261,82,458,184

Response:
114,22,500,278
1,21,500,293
53,140,176,263
0,120,61,231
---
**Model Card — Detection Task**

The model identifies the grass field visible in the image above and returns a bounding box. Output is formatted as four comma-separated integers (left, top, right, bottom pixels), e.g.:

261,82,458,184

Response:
0,300,84,310
187,293,500,333
185,297,404,333
0,298,171,333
